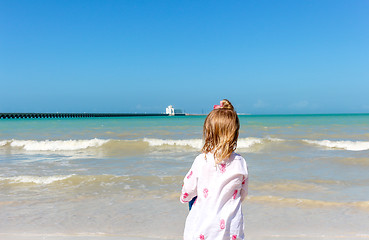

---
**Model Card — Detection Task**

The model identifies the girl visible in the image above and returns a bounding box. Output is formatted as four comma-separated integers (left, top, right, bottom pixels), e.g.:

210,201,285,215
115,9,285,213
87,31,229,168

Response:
180,99,249,240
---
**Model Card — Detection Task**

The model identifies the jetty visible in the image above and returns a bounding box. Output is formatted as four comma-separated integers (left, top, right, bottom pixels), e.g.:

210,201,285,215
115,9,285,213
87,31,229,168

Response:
0,105,187,119
0,113,185,119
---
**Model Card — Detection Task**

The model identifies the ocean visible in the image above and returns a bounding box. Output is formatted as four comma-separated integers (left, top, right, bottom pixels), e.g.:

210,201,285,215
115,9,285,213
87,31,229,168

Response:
1,114,369,240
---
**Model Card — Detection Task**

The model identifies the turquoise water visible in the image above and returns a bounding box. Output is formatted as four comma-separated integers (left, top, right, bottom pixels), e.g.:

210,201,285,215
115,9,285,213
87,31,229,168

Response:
0,114,369,239
2,114,369,138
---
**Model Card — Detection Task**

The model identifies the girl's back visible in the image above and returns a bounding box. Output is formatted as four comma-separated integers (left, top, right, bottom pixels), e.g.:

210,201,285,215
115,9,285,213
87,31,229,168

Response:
181,99,249,240
181,152,248,240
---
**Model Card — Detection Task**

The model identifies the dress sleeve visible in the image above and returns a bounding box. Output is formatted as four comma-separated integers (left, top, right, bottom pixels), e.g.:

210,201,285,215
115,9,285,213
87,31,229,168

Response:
240,164,249,202
180,156,199,203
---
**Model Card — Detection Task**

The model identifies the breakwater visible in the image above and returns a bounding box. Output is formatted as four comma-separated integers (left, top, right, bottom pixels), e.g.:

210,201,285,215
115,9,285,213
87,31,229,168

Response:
0,113,185,119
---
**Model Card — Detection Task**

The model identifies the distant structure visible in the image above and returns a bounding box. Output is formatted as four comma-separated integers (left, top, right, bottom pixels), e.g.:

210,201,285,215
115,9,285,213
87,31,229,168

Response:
166,105,175,116
0,112,167,119
166,105,183,116
0,107,186,119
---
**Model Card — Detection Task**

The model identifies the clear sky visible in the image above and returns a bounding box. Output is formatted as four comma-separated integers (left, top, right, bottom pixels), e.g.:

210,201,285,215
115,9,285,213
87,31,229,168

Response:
1,0,368,114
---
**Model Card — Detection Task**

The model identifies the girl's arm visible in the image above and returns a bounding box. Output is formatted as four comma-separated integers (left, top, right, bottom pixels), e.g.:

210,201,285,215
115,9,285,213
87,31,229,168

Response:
240,174,248,202
240,161,249,202
180,158,199,203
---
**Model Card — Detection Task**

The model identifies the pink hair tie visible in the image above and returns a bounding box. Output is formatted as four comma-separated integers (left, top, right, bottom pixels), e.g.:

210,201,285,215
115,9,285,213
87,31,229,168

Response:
213,101,223,109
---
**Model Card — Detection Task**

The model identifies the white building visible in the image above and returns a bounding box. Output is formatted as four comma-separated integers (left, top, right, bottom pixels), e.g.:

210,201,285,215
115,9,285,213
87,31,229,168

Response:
166,105,175,116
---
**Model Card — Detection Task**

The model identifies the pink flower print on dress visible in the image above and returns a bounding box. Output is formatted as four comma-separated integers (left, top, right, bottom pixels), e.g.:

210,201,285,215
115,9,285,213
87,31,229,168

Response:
187,171,193,179
233,190,238,199
220,219,225,229
219,163,226,173
232,235,237,240
242,176,246,185
203,188,209,198
181,192,189,202
199,234,205,240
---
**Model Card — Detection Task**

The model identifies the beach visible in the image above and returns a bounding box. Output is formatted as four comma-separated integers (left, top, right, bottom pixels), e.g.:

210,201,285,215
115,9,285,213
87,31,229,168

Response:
1,114,369,239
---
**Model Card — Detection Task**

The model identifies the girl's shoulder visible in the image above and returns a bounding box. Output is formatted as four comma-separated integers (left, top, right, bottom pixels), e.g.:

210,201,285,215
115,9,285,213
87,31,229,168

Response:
230,152,246,162
195,152,247,169
229,152,248,169
195,152,207,161
192,152,208,166
196,152,246,163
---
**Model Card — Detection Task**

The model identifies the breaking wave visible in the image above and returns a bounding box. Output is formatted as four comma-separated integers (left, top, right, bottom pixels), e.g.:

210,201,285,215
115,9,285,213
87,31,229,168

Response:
0,140,7,147
2,174,368,210
6,138,110,151
1,137,368,152
0,175,74,185
143,137,282,149
303,139,369,151
143,138,202,148
0,174,183,190
0,137,283,152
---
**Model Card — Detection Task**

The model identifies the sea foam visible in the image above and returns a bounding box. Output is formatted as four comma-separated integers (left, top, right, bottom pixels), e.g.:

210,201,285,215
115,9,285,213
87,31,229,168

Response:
0,175,74,185
238,137,283,148
143,138,203,149
0,140,8,147
9,138,109,151
143,137,281,149
303,139,369,151
1,137,283,152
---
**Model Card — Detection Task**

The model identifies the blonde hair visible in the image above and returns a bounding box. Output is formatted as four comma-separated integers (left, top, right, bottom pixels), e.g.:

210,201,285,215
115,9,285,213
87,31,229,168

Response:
202,99,240,164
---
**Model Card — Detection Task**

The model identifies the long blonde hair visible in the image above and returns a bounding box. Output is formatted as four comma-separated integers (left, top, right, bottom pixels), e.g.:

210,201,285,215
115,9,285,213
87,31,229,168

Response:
202,99,240,164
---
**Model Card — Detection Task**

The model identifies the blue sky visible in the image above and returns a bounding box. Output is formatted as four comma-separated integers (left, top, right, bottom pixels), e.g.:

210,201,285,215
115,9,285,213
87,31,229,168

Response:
1,0,368,114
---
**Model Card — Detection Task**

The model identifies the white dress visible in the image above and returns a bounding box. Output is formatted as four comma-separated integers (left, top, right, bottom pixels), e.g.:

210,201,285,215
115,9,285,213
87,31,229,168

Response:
180,152,249,240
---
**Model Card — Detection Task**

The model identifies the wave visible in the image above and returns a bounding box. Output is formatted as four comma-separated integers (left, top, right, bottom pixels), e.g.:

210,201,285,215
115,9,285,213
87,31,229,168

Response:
336,157,369,166
0,174,183,187
0,175,347,191
4,138,109,151
0,174,183,191
143,138,203,149
0,137,282,152
2,175,368,210
238,137,283,148
1,137,368,152
0,140,7,147
251,181,327,192
0,175,74,185
247,195,369,210
4,175,368,210
303,139,369,151
143,137,282,149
